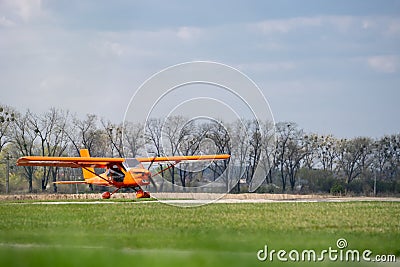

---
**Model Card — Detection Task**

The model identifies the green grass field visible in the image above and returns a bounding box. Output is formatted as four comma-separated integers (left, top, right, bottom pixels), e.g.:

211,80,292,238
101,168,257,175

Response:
0,201,399,267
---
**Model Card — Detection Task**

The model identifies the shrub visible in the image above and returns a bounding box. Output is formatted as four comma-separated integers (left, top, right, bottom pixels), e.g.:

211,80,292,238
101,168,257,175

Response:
330,181,345,195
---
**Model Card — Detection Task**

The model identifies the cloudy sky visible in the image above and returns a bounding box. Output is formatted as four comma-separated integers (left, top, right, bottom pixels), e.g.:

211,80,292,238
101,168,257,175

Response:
0,0,399,138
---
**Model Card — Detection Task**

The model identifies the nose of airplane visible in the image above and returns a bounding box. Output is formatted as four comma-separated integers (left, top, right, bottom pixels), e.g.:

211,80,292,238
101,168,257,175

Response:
144,169,151,177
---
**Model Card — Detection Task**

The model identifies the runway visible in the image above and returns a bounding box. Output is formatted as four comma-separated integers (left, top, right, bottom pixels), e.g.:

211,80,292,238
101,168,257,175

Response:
3,196,399,206
1,192,399,206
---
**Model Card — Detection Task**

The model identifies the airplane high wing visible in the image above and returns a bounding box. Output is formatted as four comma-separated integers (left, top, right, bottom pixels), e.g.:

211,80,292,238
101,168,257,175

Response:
16,156,125,168
16,154,230,168
16,149,230,199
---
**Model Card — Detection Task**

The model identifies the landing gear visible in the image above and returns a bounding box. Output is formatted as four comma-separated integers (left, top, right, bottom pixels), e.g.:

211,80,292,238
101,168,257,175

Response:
101,188,121,199
101,187,150,199
102,191,111,199
136,189,150,199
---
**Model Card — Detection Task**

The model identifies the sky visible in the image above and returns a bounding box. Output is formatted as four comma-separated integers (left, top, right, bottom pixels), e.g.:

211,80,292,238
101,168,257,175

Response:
0,0,399,138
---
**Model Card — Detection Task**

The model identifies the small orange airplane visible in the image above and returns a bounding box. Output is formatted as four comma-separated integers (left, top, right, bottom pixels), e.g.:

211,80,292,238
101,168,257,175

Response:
16,149,230,199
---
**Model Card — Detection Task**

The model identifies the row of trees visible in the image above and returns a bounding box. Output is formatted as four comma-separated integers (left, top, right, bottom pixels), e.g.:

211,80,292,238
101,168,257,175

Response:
0,104,399,195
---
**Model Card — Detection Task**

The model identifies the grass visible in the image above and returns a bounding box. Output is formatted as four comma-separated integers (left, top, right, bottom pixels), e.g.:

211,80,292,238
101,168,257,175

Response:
0,201,399,267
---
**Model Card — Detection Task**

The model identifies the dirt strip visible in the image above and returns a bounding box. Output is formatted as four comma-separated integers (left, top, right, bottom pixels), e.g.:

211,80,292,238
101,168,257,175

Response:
0,193,398,202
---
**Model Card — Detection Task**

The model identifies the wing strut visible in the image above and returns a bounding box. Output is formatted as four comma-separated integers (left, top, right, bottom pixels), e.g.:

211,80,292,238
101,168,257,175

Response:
151,160,181,177
148,160,183,190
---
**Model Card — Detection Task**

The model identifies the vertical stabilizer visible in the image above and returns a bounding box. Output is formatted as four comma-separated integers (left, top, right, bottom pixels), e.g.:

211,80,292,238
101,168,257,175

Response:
79,149,96,179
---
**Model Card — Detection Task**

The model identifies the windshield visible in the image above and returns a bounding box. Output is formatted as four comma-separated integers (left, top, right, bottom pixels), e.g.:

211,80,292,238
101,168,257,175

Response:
122,158,141,169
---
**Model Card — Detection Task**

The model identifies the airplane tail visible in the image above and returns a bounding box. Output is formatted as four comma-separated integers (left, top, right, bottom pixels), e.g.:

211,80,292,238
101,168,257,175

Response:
79,149,96,179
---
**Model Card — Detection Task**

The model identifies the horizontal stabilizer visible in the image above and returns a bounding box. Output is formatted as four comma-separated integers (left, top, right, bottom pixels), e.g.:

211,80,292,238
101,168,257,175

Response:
53,181,87,184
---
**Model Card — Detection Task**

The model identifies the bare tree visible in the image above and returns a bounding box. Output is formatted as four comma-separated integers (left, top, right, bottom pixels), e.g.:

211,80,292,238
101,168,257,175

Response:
372,134,400,181
66,114,104,157
11,111,38,192
387,134,400,180
230,119,251,192
310,134,338,172
29,108,70,191
206,121,231,190
245,120,262,186
174,120,200,187
145,118,166,189
102,120,124,157
336,137,372,185
285,130,309,191
161,116,190,187
259,120,276,185
145,118,164,157
46,109,70,192
275,122,296,192
372,136,392,181
274,122,309,191
3,103,400,195
123,121,144,158
0,105,16,153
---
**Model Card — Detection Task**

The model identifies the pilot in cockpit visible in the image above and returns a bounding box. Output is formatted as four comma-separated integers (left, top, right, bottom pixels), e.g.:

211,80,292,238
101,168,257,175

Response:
107,165,125,182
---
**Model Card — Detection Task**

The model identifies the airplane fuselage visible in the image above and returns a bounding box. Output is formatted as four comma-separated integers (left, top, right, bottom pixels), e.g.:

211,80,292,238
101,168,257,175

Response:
86,167,151,188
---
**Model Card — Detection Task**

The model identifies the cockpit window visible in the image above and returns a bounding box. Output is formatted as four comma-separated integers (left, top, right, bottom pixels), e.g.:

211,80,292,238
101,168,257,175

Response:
107,165,125,182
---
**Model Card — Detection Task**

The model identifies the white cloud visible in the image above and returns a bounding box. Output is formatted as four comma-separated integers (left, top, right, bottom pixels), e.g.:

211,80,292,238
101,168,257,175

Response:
238,61,296,73
252,15,400,35
252,15,363,35
325,16,355,33
357,17,400,37
386,19,400,36
1,2,399,137
367,55,398,73
39,74,80,91
103,41,124,56
90,31,172,60
362,20,371,30
15,0,42,21
1,0,43,22
176,26,203,41
255,17,322,34
0,16,15,27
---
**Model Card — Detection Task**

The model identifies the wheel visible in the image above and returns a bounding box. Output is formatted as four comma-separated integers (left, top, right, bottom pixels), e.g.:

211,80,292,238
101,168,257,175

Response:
102,191,111,199
136,190,150,198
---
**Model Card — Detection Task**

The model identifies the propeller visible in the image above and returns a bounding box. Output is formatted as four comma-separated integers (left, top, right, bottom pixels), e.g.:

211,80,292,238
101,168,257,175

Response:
145,155,158,191
147,160,182,192
148,173,158,191
147,155,157,170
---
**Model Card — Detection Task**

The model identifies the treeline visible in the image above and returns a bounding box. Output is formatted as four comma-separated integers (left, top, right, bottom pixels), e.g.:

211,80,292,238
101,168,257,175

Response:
0,105,399,195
